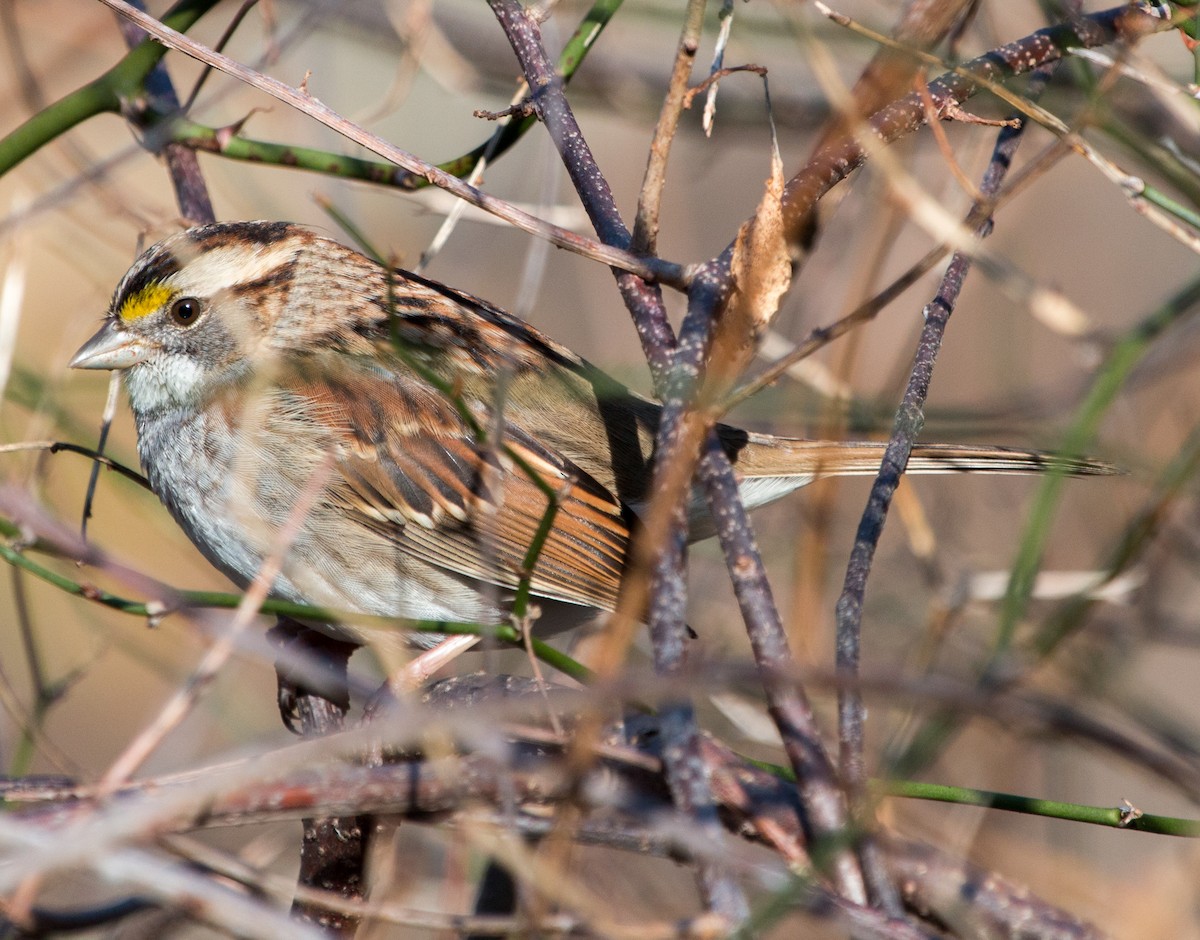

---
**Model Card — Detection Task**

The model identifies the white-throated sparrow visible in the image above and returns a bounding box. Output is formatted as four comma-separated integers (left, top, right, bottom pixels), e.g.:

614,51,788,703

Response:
71,221,1109,647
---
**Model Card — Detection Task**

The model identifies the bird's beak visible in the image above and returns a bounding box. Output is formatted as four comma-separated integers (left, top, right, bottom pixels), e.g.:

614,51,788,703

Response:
69,321,149,371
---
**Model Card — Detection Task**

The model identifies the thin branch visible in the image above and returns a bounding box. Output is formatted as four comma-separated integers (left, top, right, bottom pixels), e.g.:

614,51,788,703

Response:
4,695,1123,937
94,0,687,289
631,0,706,254
488,0,870,906
0,0,220,177
487,1,749,922
832,56,1057,913
783,5,1174,256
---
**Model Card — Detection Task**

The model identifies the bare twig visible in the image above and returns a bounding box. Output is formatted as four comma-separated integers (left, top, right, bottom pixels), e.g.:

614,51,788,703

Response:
180,0,262,112
700,0,736,137
487,1,749,921
95,0,687,288
79,372,121,541
631,0,706,255
5,687,1118,937
488,0,871,907
682,65,768,110
808,0,978,156
115,0,215,224
833,53,1059,911
784,5,1172,257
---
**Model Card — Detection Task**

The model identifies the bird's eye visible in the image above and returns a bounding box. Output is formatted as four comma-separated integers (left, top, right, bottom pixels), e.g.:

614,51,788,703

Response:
168,297,201,326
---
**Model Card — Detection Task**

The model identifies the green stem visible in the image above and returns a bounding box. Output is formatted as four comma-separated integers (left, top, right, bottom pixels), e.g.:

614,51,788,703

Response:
881,780,1200,836
511,489,561,620
171,118,435,190
0,0,219,177
0,539,592,683
997,272,1200,653
157,0,624,190
0,79,118,176
750,756,1200,836
890,273,1200,781
1035,418,1200,655
1136,181,1200,231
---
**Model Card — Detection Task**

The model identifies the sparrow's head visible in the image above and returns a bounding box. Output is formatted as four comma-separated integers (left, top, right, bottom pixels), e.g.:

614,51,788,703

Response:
69,221,359,412
70,220,586,419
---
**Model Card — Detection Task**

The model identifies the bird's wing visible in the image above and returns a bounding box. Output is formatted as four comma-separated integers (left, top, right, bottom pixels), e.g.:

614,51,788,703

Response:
283,361,630,612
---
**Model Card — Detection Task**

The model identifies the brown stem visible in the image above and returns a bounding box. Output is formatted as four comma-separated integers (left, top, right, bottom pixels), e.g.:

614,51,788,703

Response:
631,0,706,254
784,5,1168,256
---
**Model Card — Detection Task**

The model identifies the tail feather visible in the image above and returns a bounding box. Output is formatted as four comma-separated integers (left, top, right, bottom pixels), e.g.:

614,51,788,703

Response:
907,442,1116,476
682,433,1116,540
733,436,1117,480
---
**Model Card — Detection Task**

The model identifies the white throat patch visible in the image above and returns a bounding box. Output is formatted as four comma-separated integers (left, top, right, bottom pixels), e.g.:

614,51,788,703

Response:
125,350,209,412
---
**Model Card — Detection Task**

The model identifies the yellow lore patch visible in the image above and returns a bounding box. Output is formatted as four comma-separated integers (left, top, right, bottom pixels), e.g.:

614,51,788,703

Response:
118,283,174,322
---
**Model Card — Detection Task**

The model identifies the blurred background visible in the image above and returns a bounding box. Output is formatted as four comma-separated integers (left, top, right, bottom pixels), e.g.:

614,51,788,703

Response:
3,0,1200,935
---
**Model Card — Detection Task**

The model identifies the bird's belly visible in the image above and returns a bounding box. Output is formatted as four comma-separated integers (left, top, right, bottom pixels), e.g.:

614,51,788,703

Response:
135,408,509,638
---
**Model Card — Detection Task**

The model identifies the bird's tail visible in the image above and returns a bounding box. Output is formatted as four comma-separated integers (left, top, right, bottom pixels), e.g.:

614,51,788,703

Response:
712,435,1116,522
735,437,1117,480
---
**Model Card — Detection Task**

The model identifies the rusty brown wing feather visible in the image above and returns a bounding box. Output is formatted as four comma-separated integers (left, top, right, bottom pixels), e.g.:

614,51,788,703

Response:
288,360,631,612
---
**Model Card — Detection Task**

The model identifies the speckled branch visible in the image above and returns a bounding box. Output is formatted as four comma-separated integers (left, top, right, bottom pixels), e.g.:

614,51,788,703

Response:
486,0,868,907
484,0,750,921
784,5,1172,256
